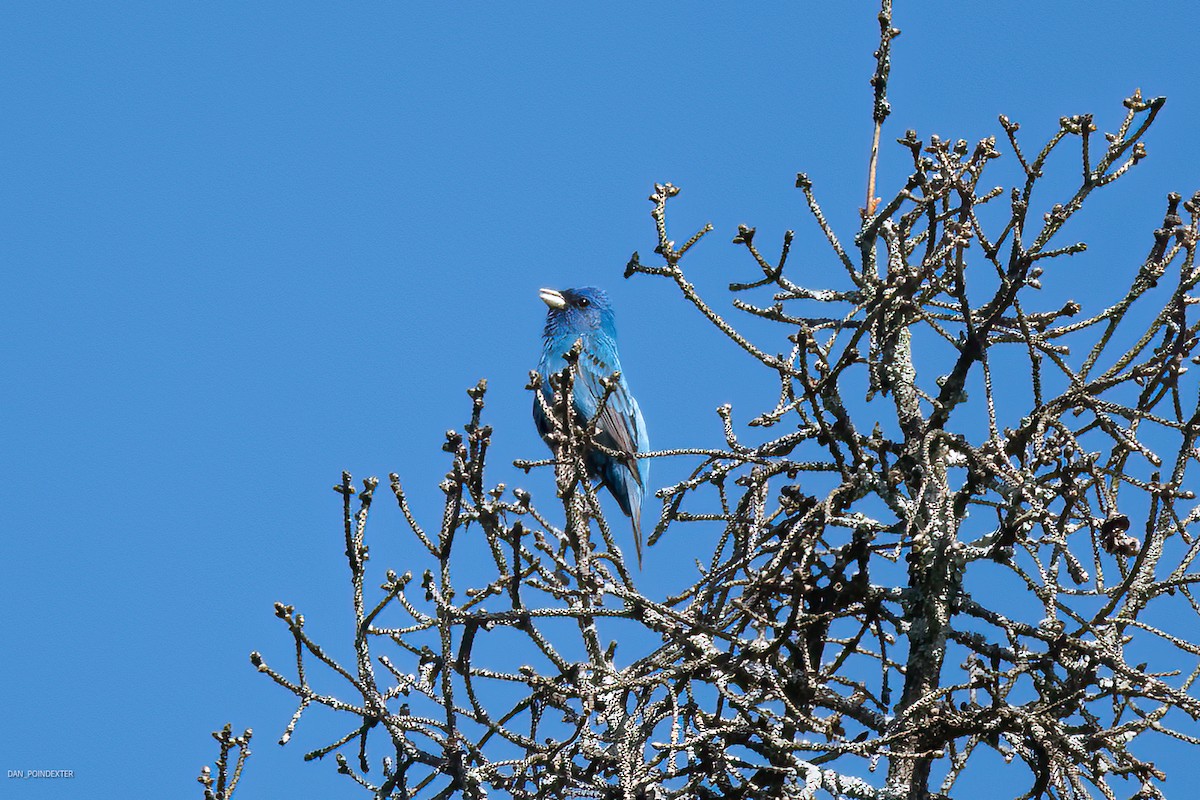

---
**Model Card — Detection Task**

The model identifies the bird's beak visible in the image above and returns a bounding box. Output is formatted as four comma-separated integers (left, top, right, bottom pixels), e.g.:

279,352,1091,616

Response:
539,288,567,309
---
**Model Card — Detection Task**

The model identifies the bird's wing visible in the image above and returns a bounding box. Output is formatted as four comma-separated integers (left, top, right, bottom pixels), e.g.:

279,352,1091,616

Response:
575,346,646,477
578,349,650,566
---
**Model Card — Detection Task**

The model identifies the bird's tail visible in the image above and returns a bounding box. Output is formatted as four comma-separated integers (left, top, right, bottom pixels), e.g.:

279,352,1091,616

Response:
625,465,646,569
602,458,646,569
632,509,643,569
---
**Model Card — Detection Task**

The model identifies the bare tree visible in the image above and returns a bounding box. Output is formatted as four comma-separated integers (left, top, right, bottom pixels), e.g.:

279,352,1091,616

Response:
202,2,1200,798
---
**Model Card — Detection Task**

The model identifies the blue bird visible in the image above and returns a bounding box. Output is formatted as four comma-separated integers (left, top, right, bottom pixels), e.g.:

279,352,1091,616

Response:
534,287,650,565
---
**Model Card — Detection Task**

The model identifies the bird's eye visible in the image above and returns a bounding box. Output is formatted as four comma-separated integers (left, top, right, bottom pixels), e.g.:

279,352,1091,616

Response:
578,298,590,307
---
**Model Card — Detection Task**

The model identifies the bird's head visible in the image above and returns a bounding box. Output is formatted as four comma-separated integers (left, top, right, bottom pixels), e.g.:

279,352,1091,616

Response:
539,287,617,339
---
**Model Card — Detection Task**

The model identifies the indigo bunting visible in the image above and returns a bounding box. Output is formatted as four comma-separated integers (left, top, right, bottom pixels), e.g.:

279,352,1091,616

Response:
534,287,650,565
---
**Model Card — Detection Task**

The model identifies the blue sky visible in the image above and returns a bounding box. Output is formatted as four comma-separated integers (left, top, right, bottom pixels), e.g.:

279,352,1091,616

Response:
3,2,1199,797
